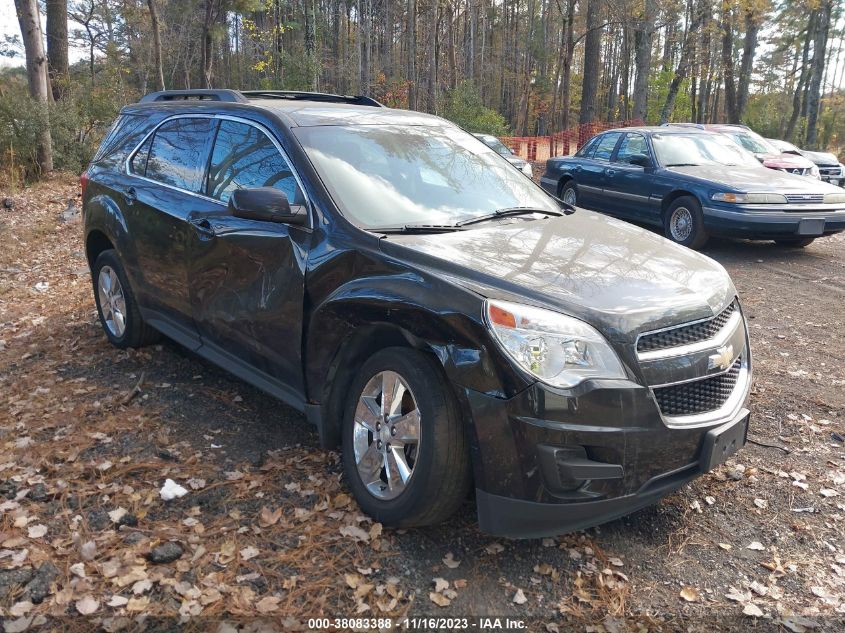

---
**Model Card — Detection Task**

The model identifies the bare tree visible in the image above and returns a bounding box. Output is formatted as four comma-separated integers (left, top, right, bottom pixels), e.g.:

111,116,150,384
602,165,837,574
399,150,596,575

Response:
632,0,656,121
147,0,166,91
46,0,69,100
579,0,602,125
14,0,53,173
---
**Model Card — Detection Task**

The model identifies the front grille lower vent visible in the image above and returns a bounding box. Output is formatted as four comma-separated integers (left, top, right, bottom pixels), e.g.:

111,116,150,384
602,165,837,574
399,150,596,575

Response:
653,357,742,416
637,302,736,354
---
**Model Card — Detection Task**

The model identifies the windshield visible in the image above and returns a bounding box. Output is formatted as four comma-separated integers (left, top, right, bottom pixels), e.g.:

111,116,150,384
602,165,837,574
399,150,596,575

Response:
652,133,760,167
295,124,558,228
727,131,777,155
477,135,514,157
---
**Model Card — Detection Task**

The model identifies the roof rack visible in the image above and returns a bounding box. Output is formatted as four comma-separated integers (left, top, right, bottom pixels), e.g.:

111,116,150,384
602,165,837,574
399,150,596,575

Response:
139,89,248,103
239,90,384,107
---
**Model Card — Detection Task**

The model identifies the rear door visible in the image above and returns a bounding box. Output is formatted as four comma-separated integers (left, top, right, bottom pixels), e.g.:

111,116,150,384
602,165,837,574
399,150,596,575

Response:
124,116,220,346
187,118,311,404
576,132,623,209
603,132,660,222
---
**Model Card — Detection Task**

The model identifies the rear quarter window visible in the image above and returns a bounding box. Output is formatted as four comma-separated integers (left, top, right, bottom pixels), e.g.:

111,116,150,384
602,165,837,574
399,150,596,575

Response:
90,114,155,169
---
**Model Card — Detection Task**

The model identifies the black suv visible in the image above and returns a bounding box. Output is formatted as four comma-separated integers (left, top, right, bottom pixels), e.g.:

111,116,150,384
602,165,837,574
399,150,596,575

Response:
83,90,751,538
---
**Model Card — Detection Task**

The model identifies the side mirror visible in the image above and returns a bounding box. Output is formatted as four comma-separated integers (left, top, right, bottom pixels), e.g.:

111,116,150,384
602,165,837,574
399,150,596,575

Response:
628,154,652,169
228,187,307,225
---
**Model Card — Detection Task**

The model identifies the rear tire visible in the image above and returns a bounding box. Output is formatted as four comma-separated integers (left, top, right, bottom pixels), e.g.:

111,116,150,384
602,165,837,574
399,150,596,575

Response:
663,196,709,250
560,181,578,207
774,237,815,248
341,347,471,528
92,250,160,349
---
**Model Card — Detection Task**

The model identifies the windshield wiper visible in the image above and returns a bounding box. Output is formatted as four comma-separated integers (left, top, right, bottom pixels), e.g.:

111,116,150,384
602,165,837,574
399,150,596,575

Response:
370,223,465,234
456,206,565,227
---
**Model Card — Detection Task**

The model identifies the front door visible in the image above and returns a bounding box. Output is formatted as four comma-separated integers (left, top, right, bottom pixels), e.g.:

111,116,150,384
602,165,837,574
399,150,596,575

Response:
603,132,659,222
187,118,311,402
576,131,623,209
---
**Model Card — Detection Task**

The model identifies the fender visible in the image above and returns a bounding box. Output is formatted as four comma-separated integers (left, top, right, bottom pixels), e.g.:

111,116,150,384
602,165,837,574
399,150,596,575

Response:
304,264,530,447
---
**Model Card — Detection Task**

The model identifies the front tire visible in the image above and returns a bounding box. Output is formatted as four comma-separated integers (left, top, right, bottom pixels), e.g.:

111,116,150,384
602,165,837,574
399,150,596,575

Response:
341,347,471,527
664,196,709,250
92,250,159,349
774,237,815,248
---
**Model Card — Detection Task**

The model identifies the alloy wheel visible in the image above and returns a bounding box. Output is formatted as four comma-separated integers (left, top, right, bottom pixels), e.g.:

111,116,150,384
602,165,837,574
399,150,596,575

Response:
352,370,421,500
97,265,127,338
562,187,577,206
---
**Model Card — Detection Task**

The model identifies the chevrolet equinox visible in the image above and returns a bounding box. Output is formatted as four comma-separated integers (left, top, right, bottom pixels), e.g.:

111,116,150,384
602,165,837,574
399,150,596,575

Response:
82,90,751,538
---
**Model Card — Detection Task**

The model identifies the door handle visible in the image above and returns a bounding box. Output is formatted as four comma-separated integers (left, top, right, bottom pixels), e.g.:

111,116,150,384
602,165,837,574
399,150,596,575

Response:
190,217,216,238
123,187,137,204
605,169,616,176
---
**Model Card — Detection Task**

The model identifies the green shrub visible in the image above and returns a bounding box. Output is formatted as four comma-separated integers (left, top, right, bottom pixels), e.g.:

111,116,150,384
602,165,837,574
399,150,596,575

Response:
442,81,510,136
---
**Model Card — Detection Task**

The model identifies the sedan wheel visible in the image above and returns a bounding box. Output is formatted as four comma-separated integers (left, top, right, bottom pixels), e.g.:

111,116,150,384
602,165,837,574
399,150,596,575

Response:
352,370,421,500
562,184,577,206
669,206,693,243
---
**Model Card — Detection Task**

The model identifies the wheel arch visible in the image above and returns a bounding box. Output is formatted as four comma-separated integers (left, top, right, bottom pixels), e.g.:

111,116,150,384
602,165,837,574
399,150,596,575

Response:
660,190,701,217
557,173,575,196
85,229,115,268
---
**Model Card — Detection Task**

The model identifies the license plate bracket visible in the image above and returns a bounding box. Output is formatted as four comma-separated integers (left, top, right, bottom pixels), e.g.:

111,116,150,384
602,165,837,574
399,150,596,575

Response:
700,411,750,472
797,218,825,236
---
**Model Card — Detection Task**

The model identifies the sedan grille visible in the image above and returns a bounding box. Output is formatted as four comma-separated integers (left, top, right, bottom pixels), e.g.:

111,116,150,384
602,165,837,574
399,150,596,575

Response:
820,166,842,176
637,302,736,354
653,357,742,416
784,193,824,204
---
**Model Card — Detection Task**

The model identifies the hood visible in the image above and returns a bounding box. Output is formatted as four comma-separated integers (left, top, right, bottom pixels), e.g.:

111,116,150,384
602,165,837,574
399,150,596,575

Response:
759,152,815,170
379,211,735,342
666,164,841,193
800,149,840,166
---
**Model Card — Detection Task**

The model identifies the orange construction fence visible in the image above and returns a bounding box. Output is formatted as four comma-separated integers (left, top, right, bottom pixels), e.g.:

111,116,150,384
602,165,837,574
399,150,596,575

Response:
502,120,645,162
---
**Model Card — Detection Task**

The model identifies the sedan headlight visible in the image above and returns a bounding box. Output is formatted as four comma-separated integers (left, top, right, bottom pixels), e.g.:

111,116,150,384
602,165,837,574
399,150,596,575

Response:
711,192,788,204
825,192,845,204
810,165,821,179
485,300,626,388
521,163,533,178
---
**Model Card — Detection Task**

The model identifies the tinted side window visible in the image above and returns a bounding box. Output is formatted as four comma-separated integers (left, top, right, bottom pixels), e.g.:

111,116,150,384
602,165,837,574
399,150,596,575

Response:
615,133,650,164
592,132,622,161
129,136,152,175
94,114,155,169
146,118,216,192
207,120,304,205
575,136,600,158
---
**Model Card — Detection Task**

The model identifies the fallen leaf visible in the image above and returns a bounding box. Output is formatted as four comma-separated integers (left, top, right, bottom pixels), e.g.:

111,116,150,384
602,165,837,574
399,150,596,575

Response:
107,595,129,607
75,596,99,615
258,506,282,527
9,601,33,617
429,592,451,607
339,525,370,542
108,507,128,523
27,524,47,539
718,543,732,550
679,586,700,602
240,546,259,561
256,596,280,613
743,603,764,617
443,552,461,569
746,541,765,551
513,589,528,605
608,557,624,567
485,542,505,555
433,578,449,593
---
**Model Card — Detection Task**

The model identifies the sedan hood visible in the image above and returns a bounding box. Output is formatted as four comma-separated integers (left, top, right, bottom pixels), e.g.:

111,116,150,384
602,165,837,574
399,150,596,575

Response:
505,156,528,168
760,152,815,170
379,211,735,342
668,164,841,193
800,149,840,166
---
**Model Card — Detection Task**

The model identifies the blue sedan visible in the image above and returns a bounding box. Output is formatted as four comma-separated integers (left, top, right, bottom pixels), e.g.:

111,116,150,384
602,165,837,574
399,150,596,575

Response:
540,127,845,249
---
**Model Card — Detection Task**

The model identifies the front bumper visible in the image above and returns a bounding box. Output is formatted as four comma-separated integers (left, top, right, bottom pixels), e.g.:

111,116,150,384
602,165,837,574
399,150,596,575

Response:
702,204,845,238
460,372,751,538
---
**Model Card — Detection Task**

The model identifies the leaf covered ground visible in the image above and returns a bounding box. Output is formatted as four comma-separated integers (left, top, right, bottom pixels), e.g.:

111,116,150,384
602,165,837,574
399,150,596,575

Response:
1,176,844,632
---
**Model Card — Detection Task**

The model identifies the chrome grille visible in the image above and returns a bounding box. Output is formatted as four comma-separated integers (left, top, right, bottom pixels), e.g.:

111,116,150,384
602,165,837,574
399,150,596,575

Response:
653,357,742,416
785,193,824,204
637,302,736,354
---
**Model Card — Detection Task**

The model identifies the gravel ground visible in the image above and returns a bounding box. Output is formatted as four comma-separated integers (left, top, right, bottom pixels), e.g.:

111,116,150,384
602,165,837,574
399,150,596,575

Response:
1,175,844,632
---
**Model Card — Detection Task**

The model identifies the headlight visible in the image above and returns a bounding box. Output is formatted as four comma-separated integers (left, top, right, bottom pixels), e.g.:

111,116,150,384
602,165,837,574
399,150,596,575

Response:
485,300,626,388
522,163,533,177
711,192,788,204
810,165,820,179
825,192,845,204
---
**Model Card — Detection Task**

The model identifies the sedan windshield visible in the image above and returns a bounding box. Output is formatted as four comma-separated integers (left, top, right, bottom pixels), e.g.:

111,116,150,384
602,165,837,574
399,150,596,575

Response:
294,124,558,229
477,134,515,157
727,131,777,155
652,133,760,168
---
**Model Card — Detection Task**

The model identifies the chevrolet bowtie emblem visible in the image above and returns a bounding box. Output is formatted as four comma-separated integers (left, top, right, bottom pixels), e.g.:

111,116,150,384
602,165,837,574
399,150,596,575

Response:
708,344,734,372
